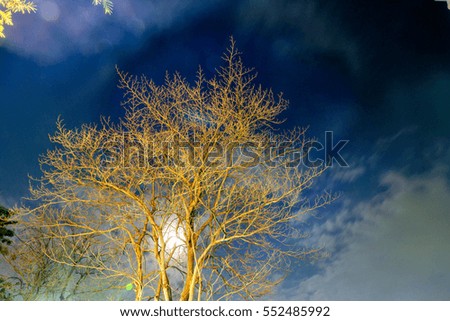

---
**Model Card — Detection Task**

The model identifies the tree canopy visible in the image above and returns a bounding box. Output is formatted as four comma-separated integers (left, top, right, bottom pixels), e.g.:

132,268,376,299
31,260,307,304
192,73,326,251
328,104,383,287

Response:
11,40,333,300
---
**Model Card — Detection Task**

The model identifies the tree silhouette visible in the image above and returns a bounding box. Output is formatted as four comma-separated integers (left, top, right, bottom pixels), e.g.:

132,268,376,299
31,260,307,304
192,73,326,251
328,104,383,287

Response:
0,205,14,254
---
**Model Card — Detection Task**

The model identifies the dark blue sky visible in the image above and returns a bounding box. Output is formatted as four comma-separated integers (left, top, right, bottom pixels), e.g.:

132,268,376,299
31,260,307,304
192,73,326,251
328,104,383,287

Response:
1,0,450,299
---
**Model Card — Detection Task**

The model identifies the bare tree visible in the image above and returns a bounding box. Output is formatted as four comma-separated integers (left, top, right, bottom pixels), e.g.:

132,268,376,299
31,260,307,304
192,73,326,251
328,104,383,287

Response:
2,208,98,300
20,39,333,301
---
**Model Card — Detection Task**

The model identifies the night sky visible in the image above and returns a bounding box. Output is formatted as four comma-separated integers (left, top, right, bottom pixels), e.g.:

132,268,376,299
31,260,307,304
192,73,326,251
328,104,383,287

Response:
1,0,450,300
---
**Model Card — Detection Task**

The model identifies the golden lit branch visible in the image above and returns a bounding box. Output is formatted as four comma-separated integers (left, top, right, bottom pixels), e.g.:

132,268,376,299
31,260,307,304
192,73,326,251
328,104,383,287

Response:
17,38,334,301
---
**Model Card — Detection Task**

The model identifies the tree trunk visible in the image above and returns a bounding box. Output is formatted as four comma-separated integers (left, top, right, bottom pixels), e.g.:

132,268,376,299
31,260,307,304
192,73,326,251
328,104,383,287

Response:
134,245,144,301
180,209,197,301
160,268,172,301
180,244,195,300
135,282,143,301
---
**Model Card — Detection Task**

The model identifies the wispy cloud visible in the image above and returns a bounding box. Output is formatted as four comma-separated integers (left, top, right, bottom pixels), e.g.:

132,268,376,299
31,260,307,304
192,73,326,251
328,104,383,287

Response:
0,194,18,208
2,0,223,64
277,162,450,300
331,165,365,183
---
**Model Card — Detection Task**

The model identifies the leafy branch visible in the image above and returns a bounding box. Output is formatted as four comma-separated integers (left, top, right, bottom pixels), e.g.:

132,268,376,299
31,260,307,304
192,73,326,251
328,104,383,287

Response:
0,0,36,38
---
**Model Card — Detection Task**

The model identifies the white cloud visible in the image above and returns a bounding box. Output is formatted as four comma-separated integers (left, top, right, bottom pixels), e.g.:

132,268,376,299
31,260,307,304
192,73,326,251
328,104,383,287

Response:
0,195,18,209
331,165,365,183
2,0,223,64
278,164,450,300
